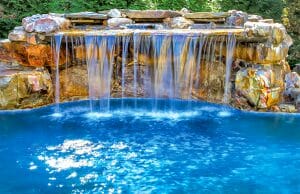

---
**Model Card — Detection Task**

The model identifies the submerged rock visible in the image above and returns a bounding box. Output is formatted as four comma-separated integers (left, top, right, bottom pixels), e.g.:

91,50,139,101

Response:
0,63,53,109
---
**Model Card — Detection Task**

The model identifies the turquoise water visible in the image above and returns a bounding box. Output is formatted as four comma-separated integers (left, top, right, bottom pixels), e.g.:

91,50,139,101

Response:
0,99,300,193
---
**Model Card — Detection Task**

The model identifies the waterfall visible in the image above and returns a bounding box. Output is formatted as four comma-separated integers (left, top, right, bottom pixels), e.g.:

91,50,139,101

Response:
223,33,236,103
85,35,116,112
52,34,63,114
51,30,236,113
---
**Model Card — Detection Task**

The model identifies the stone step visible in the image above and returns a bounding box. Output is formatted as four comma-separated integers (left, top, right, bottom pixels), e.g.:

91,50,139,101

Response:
184,12,230,19
126,10,182,20
65,12,108,20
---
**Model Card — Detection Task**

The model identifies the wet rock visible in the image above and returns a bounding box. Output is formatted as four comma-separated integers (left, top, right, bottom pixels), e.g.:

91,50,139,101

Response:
8,26,27,42
65,12,107,20
193,60,226,102
279,104,297,113
60,66,88,100
0,64,53,109
235,67,283,109
108,9,122,18
22,14,70,34
163,17,194,29
226,10,248,26
106,18,133,28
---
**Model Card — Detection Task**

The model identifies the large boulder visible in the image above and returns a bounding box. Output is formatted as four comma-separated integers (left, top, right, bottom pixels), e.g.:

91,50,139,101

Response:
235,67,283,109
0,62,53,109
22,14,70,34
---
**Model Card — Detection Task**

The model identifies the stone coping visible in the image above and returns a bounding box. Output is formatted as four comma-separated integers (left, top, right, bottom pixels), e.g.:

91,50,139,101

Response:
50,28,245,37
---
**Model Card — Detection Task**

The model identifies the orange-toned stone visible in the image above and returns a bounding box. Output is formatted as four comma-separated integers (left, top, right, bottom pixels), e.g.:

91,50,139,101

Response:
0,41,68,67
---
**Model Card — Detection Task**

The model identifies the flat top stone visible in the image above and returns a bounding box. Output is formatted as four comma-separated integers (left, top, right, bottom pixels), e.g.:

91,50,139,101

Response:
184,12,230,19
126,10,182,19
65,12,107,20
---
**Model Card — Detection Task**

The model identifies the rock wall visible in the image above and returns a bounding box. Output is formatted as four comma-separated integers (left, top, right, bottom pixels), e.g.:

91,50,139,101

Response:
0,9,298,112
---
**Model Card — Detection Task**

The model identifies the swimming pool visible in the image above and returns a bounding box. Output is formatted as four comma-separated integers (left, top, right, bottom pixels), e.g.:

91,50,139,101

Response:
0,99,299,193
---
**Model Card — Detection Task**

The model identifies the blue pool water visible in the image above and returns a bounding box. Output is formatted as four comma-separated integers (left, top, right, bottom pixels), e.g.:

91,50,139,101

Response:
0,99,300,193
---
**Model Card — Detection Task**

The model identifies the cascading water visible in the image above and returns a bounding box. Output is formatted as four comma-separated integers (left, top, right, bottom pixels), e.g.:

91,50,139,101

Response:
52,30,236,113
223,33,236,103
52,34,63,115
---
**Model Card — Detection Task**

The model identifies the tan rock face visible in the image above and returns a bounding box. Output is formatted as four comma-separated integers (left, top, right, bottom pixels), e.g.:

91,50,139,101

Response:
59,65,88,100
0,63,53,109
235,67,283,109
193,60,225,102
234,43,289,64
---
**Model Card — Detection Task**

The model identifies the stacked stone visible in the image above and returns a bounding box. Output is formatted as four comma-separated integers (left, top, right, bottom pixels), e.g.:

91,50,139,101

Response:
0,9,298,112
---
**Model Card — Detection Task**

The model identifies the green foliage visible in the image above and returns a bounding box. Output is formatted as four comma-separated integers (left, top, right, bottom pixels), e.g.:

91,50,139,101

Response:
216,0,285,22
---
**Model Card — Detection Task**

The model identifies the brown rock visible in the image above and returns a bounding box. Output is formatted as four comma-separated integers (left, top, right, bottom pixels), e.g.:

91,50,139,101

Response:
60,65,88,99
0,63,53,109
126,10,182,19
235,67,283,109
184,12,230,19
0,41,67,67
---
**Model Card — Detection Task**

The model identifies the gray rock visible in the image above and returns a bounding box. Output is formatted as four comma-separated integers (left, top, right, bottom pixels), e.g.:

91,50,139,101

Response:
293,64,300,74
8,27,27,42
108,9,122,18
65,12,107,20
285,72,300,97
22,14,70,34
247,14,263,22
106,18,133,28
